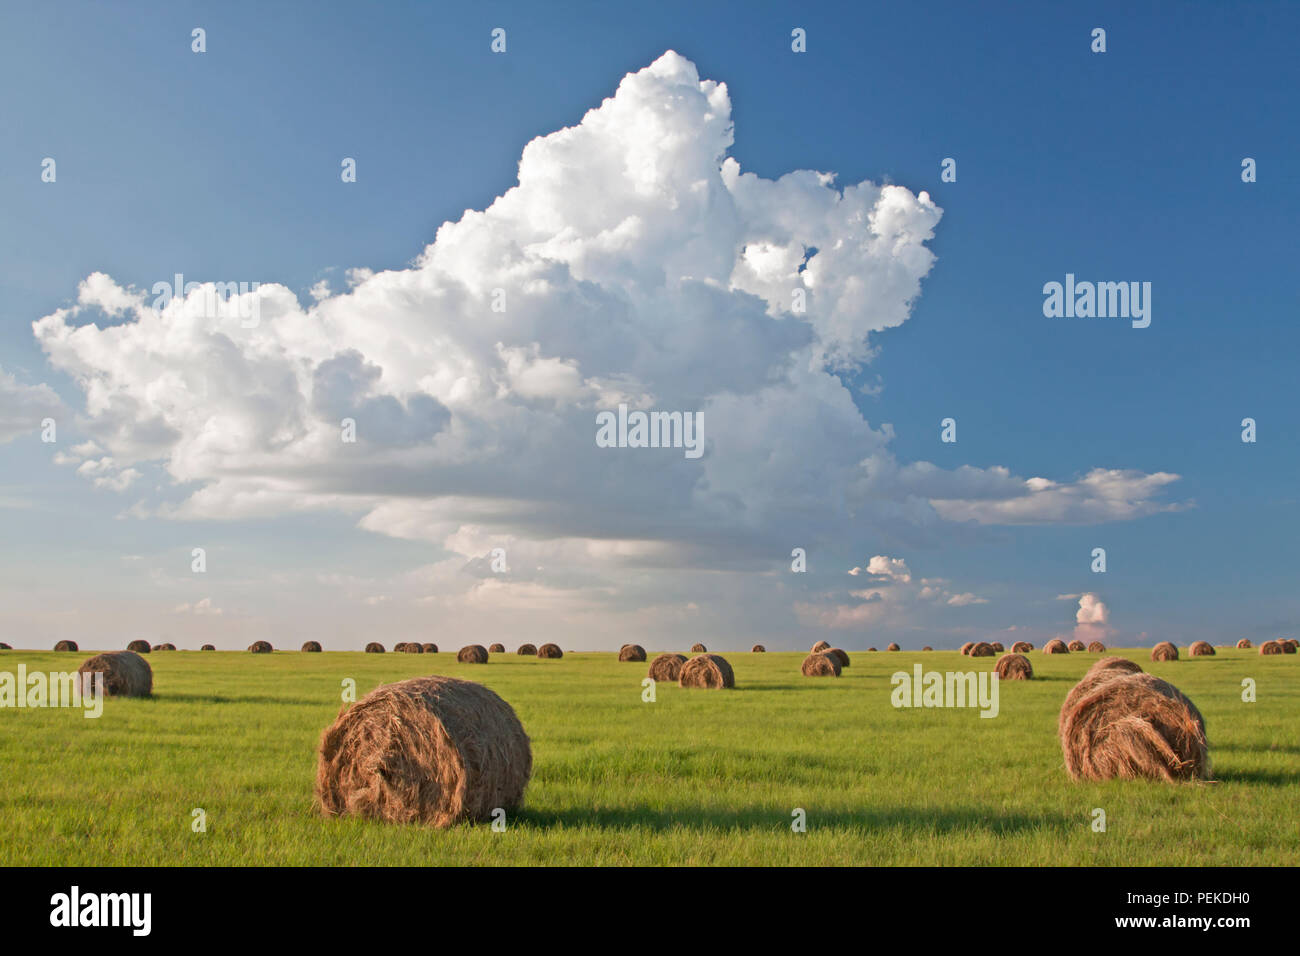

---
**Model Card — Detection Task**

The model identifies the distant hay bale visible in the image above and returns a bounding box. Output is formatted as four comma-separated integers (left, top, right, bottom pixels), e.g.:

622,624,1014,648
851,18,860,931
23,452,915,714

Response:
921,645,932,651
402,643,425,654
1189,641,1215,657
824,647,850,668
1259,640,1283,655
394,643,408,652
127,640,151,654
990,642,1005,652
516,644,537,656
1011,641,1033,653
77,650,152,697
248,641,273,654
969,642,995,658
200,644,215,651
1059,672,1208,782
1058,657,1145,737
1281,639,1298,654
801,652,841,677
1235,639,1252,649
994,653,1033,681
867,647,878,652
537,643,563,659
886,643,900,652
811,640,830,654
751,644,766,653
647,653,686,682
1150,641,1178,662
1087,641,1106,653
54,640,78,652
1067,640,1086,652
679,653,734,689
153,643,177,651
302,641,323,652
690,643,708,653
618,644,647,662
316,675,531,827
422,643,438,653
365,642,385,653
458,644,489,663
959,642,974,655
488,643,505,654
1043,639,1069,654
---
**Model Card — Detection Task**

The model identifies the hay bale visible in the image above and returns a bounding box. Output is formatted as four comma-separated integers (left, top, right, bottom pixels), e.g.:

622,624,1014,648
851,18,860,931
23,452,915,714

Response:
618,644,647,662
54,640,78,652
1057,657,1145,736
1043,639,1069,654
316,675,531,827
867,647,878,652
1259,640,1283,655
1235,639,1252,649
990,642,1005,653
1189,641,1215,657
248,641,273,654
1059,672,1208,782
1281,639,1298,654
1087,641,1106,653
647,653,686,682
488,643,505,654
810,640,830,654
824,647,850,668
969,642,995,658
994,653,1033,681
516,644,537,656
302,641,323,652
537,643,562,659
886,643,900,652
458,644,489,663
1150,641,1178,662
959,642,973,655
801,652,841,677
77,650,152,698
422,643,438,653
401,643,425,654
751,644,766,653
200,644,215,651
127,640,151,654
921,645,932,651
1011,641,1033,653
1067,640,1086,652
365,642,385,653
394,643,409,652
690,643,708,653
153,643,177,651
679,653,734,689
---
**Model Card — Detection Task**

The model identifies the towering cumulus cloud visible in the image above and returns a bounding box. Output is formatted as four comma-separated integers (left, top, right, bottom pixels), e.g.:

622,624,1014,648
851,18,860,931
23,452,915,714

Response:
33,52,1180,619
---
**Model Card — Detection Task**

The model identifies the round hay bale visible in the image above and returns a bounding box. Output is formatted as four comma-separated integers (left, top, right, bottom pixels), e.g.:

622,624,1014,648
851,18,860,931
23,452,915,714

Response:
488,643,505,654
1235,638,1252,649
153,643,177,651
77,650,152,697
690,643,708,653
969,642,995,658
825,647,850,668
127,640,151,654
200,644,215,651
1059,673,1208,782
316,675,531,827
751,644,766,653
1259,640,1283,655
1087,641,1106,653
365,642,385,653
1189,641,1215,657
886,643,900,652
1043,639,1069,654
994,653,1033,681
801,652,841,677
679,653,734,689
810,640,830,654
1150,641,1178,662
921,645,932,651
1057,657,1145,736
1011,641,1033,653
401,643,425,654
959,642,974,655
516,644,537,656
248,641,273,654
990,642,1005,653
867,647,877,652
618,644,647,662
458,644,489,663
302,641,323,652
647,653,686,682
54,640,78,652
537,643,562,659
394,643,409,652
1067,640,1086,652
1281,639,1298,654
422,643,438,653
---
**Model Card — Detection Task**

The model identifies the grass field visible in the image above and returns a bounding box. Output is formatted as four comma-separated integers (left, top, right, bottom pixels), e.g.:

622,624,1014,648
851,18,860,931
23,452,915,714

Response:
1,647,1297,865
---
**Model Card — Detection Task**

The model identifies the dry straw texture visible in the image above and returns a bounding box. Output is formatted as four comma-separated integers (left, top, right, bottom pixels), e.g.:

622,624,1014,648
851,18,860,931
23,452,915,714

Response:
154,643,177,651
402,643,425,654
365,643,385,654
690,643,708,653
801,652,841,677
1189,641,1215,657
537,643,563,659
679,653,734,689
824,647,850,668
1043,639,1069,654
1282,639,1298,653
77,650,152,697
959,642,974,655
1150,641,1178,662
1259,640,1283,655
488,643,505,654
810,640,830,653
1059,672,1208,782
921,645,932,651
422,643,438,653
301,641,323,652
248,641,273,653
1236,638,1252,649
1057,657,1146,737
516,644,537,656
458,644,489,663
127,640,151,653
394,643,409,652
968,642,995,658
751,644,766,652
994,653,1033,680
990,642,1005,653
316,675,532,828
1011,641,1033,653
200,644,215,651
1067,640,1086,652
886,643,900,652
647,653,686,682
1087,641,1106,653
618,644,646,662
54,640,78,652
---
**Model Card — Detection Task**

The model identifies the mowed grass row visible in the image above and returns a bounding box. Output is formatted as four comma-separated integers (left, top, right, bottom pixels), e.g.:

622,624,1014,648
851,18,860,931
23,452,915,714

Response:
0,648,1297,865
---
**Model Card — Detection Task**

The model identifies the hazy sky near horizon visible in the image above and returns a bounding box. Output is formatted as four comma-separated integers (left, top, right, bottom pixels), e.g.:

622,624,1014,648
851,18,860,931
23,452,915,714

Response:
1,2,1297,651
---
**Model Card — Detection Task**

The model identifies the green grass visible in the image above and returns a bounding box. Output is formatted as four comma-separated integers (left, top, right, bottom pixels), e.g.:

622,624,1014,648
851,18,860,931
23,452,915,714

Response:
1,647,1297,865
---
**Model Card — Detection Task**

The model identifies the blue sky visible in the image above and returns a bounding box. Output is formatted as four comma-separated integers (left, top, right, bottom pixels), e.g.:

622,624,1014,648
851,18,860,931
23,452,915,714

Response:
1,1,1297,650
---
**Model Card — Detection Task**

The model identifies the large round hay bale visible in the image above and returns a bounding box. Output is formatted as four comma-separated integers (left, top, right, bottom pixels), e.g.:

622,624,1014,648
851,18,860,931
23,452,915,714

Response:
647,653,686,682
316,675,531,828
1011,641,1033,653
801,652,841,677
422,643,438,653
886,643,900,652
365,642,385,653
200,644,215,651
990,642,1005,653
1043,639,1069,654
248,641,273,654
618,644,646,662
1067,640,1086,652
302,641,323,652
810,640,830,654
537,643,562,659
959,642,974,655
487,643,505,654
751,644,766,653
824,647,850,668
679,653,734,689
516,644,537,656
154,643,177,651
77,650,152,698
1087,641,1106,653
1057,657,1145,736
458,644,489,663
1189,641,1214,657
1059,673,1208,782
1150,641,1178,662
401,643,425,654
54,640,78,652
969,642,995,658
1235,638,1252,649
1259,640,1283,655
994,653,1033,680
690,643,708,653
127,640,151,654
